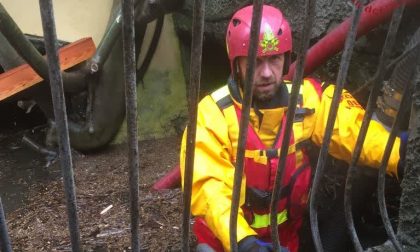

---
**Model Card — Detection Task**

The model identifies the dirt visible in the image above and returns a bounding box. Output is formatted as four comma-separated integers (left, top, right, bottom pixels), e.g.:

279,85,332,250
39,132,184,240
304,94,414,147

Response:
3,134,403,252
5,135,191,251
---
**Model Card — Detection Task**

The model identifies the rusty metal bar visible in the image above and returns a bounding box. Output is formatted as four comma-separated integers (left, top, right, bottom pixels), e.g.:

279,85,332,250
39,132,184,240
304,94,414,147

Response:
122,0,141,251
343,4,405,252
376,40,420,251
229,1,263,251
38,0,81,251
309,1,366,251
376,79,413,252
269,0,316,251
0,198,12,252
182,0,205,251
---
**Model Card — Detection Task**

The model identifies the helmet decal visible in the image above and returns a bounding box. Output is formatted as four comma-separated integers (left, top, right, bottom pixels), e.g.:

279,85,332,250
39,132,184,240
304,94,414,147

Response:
260,24,279,53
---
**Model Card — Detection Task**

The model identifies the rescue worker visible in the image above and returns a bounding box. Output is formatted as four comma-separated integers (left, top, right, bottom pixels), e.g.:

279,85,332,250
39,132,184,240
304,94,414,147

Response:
180,4,402,252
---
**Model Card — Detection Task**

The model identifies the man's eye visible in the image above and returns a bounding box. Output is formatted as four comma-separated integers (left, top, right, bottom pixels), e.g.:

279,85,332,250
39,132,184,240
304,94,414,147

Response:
269,55,283,64
270,55,281,61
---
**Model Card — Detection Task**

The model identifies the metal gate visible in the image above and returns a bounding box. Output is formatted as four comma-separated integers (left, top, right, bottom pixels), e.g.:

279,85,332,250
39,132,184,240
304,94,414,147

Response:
1,0,419,251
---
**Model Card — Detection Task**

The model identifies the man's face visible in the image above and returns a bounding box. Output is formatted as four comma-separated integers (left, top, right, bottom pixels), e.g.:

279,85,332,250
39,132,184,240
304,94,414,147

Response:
237,54,285,101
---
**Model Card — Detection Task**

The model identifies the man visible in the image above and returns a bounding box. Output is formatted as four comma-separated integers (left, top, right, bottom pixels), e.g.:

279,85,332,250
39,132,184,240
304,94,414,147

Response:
180,4,402,252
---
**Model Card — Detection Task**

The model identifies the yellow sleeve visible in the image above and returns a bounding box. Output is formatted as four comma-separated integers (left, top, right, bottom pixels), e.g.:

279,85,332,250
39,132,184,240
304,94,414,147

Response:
311,85,401,176
180,95,256,251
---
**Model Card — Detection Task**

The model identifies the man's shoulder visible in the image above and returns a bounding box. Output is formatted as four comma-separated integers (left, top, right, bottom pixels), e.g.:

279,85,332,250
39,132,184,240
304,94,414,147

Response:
210,85,230,102
283,77,324,98
198,85,230,111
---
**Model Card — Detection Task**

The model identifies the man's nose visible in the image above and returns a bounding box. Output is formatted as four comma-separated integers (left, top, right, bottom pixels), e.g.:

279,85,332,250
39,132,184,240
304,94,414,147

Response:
259,61,273,79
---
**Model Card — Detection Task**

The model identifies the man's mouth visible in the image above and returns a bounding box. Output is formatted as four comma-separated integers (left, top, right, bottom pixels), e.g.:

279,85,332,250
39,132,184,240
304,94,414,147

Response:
255,83,274,91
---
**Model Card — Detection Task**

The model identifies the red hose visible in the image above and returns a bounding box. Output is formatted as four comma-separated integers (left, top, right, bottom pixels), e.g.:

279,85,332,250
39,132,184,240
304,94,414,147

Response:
152,164,181,190
285,0,420,80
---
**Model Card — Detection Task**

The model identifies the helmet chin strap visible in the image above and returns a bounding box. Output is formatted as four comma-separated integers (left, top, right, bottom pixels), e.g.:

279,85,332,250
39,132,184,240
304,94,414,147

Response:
233,59,244,90
283,52,290,76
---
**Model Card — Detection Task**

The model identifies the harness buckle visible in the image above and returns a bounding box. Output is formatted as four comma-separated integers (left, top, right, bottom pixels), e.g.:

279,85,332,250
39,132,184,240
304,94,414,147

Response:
265,149,278,159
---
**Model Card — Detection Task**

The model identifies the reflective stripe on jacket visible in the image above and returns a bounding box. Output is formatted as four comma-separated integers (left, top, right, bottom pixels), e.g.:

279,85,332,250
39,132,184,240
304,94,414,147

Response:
180,78,401,252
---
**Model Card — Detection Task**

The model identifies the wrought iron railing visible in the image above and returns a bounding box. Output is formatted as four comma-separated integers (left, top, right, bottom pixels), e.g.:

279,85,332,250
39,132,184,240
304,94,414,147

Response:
0,0,418,251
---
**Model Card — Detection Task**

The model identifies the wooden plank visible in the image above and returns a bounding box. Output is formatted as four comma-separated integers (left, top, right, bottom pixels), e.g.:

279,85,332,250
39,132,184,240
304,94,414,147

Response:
0,37,96,101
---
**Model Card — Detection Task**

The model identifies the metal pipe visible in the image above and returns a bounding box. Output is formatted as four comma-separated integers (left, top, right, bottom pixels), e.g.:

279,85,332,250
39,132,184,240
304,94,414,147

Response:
38,1,81,251
229,1,263,251
136,15,164,82
343,5,405,252
0,3,49,79
122,0,141,251
285,0,420,80
0,31,24,70
135,0,182,25
0,198,13,252
91,0,168,73
269,0,316,251
182,0,205,251
88,4,123,73
309,1,366,251
84,0,145,135
22,135,58,157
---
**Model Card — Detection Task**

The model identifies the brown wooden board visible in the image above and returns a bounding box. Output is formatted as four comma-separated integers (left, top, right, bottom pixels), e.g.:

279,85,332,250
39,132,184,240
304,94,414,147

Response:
0,37,96,101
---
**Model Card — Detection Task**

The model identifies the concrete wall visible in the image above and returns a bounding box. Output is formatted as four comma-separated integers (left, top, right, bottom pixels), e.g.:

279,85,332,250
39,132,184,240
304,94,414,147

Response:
1,0,113,45
113,14,187,142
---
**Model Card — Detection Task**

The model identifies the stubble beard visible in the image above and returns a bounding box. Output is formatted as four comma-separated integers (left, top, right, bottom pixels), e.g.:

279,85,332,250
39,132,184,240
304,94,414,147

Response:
253,82,281,102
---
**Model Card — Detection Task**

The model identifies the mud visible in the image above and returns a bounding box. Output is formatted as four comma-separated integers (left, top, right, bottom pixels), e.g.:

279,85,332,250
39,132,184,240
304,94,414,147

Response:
3,135,191,251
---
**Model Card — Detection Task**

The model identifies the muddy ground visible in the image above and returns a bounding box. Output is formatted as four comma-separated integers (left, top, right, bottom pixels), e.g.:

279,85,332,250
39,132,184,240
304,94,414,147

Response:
4,134,190,251
2,130,402,252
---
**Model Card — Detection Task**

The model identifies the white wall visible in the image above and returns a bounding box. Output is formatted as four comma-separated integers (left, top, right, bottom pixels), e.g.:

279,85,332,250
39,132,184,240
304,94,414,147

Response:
1,0,114,45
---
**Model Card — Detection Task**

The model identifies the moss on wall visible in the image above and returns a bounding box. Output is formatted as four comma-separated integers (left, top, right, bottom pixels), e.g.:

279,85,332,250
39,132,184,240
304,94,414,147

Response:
113,14,187,143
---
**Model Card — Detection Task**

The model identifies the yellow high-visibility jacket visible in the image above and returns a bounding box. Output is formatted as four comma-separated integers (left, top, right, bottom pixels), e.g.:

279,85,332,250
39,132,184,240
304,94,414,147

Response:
180,79,401,251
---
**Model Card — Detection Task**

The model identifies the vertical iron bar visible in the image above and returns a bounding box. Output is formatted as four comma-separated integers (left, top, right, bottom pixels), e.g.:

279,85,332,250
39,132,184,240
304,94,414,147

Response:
309,1,366,251
343,5,405,252
38,1,81,251
229,1,263,251
182,0,205,251
376,46,420,252
396,47,420,251
376,79,412,252
122,0,140,251
0,198,12,252
269,0,316,251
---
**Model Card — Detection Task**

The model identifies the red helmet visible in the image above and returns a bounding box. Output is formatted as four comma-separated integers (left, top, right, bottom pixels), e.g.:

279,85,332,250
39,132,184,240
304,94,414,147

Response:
226,4,292,73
